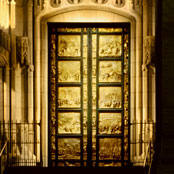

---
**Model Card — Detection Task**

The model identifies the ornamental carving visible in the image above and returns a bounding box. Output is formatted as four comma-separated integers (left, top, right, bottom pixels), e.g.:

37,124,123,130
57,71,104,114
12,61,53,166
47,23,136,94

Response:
16,36,29,66
50,0,61,7
91,0,108,4
37,0,41,6
133,0,142,14
142,36,155,71
34,0,146,13
67,0,83,4
113,0,125,7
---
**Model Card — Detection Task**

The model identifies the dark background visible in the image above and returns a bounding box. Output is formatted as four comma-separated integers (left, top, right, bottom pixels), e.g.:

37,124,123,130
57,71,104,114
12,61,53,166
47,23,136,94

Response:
155,0,174,173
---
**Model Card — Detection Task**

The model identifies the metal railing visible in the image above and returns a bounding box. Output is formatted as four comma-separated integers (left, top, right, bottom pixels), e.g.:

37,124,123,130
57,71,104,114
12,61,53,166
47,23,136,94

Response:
130,121,156,169
144,140,155,174
0,122,41,170
0,138,9,174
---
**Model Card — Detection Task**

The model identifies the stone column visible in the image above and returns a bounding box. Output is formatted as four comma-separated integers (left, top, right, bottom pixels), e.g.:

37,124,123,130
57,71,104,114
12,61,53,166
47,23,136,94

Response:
142,0,148,156
142,36,155,156
4,67,10,138
27,65,34,155
0,68,4,137
41,22,48,166
9,0,17,154
34,19,41,163
135,17,143,157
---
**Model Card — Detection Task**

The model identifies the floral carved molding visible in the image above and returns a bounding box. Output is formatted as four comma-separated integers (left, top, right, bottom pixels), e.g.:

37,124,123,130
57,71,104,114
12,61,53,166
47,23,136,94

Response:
50,0,61,7
36,0,142,12
91,0,109,4
49,0,126,6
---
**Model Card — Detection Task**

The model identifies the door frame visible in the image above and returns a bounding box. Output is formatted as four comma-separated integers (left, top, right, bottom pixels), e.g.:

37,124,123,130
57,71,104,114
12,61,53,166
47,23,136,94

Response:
48,23,130,167
35,7,141,166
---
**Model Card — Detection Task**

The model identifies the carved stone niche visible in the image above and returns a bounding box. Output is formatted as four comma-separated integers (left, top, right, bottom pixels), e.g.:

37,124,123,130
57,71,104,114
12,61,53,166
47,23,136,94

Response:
113,0,126,7
16,37,29,66
91,0,108,4
67,0,83,4
50,0,61,7
142,36,155,71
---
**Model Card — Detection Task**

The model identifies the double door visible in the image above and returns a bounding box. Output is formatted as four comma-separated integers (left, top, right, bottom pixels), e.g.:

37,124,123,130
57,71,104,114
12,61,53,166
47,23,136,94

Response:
49,24,130,167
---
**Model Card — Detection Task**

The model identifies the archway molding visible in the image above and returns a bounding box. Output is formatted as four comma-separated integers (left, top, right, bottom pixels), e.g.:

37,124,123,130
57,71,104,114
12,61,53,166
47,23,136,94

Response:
34,0,143,166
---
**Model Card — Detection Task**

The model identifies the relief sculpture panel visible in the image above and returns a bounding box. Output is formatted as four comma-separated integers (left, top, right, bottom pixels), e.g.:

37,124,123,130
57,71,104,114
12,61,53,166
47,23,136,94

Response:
99,138,121,160
58,87,81,108
58,28,81,32
99,113,122,134
58,61,81,82
99,28,122,32
99,35,122,57
99,61,122,82
58,112,80,134
99,87,122,108
58,35,81,57
58,138,81,160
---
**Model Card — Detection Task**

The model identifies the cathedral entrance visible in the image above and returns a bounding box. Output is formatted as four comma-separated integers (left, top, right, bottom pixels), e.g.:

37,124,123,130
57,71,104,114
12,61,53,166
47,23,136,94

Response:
48,23,130,167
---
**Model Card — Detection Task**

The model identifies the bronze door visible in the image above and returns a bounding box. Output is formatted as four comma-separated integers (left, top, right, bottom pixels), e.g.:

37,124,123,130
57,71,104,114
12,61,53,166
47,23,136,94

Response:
48,24,130,167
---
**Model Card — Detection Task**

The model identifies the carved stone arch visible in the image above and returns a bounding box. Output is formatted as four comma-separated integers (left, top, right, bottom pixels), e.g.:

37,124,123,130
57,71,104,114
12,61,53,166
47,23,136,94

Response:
34,2,143,166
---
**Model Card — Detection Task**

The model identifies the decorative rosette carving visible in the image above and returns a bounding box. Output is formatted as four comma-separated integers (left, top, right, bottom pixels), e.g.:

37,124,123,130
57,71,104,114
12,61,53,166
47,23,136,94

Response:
67,0,83,4
112,0,125,7
50,0,61,7
91,0,108,4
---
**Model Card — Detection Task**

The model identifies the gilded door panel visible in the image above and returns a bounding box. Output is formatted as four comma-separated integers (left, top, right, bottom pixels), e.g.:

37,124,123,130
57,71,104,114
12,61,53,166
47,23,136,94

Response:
99,35,122,57
99,138,122,160
58,112,81,134
58,162,81,167
49,25,130,167
58,61,81,82
58,87,81,108
99,87,122,108
98,113,122,134
83,34,88,162
124,34,129,161
99,162,121,167
99,61,122,82
98,28,122,32
58,35,81,57
58,138,81,160
58,28,81,32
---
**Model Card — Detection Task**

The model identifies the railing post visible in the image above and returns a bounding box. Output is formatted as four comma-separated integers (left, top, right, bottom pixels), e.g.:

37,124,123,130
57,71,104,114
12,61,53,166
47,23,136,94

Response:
7,140,9,167
0,155,2,174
